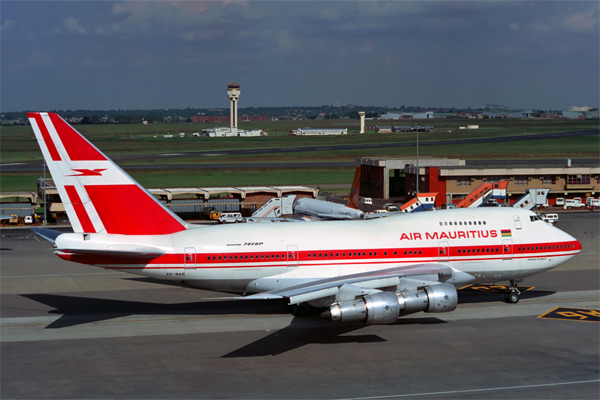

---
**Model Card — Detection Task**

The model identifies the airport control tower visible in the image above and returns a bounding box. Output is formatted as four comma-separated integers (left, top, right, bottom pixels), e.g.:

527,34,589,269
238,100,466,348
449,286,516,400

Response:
227,83,240,131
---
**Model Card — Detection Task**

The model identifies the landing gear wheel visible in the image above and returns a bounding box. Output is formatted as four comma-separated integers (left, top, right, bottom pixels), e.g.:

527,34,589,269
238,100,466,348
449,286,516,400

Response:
504,291,519,304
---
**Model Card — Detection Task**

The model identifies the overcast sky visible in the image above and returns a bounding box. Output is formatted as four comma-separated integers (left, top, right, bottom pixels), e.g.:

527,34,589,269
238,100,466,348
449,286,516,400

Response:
2,1,598,112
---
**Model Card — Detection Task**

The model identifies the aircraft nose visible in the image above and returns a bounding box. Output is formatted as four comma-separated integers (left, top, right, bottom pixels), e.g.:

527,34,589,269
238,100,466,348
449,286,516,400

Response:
575,238,583,253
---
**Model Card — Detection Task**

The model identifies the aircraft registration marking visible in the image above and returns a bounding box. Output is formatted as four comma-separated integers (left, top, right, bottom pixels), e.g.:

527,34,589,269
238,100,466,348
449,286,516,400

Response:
538,307,600,322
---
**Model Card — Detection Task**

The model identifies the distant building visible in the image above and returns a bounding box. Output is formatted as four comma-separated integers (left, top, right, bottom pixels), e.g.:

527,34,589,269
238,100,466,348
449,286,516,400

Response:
375,126,393,133
483,111,533,118
357,157,600,206
393,125,435,133
380,112,433,120
203,127,267,137
290,128,347,135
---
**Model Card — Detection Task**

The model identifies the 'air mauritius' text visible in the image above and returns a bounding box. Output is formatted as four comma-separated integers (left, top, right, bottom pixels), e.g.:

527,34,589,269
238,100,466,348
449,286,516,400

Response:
399,230,498,241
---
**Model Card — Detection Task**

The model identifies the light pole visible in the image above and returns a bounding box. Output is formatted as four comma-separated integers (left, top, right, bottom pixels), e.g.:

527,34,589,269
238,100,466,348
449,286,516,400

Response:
416,128,419,195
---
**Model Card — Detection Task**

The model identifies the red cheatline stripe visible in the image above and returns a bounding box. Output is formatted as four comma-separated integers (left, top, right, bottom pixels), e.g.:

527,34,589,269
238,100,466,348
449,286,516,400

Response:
55,240,580,266
49,113,106,161
64,185,96,233
29,113,61,161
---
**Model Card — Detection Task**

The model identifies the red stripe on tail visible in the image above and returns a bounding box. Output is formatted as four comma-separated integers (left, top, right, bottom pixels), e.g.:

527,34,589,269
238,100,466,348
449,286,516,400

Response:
64,185,96,233
48,114,106,161
85,184,186,235
29,113,61,161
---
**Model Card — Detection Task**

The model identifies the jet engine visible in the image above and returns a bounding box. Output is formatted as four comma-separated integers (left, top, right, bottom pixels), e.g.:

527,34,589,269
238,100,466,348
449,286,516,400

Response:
322,284,458,325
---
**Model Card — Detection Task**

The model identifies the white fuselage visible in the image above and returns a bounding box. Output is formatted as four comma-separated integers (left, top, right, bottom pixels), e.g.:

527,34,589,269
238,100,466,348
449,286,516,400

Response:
55,208,581,294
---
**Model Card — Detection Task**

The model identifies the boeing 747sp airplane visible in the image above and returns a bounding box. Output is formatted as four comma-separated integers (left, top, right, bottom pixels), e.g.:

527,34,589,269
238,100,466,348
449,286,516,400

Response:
29,113,581,324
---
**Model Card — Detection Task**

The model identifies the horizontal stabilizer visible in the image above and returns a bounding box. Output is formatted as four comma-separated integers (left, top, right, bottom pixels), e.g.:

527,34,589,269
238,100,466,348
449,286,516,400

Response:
56,245,165,259
30,228,63,243
56,249,165,259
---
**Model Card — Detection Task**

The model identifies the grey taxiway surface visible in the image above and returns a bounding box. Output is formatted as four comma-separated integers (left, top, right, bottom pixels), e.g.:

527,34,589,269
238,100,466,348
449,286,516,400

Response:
1,212,598,399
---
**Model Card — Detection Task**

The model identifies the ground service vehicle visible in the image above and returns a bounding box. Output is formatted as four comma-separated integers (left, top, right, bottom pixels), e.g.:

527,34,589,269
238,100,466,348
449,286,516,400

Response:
565,199,584,209
586,197,600,207
29,113,582,324
541,214,559,224
218,213,244,224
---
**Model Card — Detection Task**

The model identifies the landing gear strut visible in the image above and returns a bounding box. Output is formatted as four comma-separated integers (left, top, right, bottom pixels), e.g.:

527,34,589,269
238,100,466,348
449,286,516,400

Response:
503,279,522,304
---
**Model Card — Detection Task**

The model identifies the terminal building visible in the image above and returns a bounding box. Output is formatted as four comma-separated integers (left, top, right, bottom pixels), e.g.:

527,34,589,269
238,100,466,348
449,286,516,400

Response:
358,157,600,207
34,179,317,223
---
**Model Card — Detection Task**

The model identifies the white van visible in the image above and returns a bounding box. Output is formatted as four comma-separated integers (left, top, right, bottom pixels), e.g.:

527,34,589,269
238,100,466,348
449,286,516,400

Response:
586,197,600,207
541,214,558,224
555,198,565,206
217,212,244,224
360,198,372,205
565,199,584,209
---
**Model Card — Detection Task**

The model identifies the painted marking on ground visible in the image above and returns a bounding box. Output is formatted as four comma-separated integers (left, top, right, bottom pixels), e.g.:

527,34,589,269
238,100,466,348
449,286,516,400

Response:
337,379,600,399
459,283,534,293
538,307,600,322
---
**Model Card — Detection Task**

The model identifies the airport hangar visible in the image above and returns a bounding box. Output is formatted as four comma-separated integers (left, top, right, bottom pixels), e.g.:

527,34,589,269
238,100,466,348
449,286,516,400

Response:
20,180,317,223
358,157,600,207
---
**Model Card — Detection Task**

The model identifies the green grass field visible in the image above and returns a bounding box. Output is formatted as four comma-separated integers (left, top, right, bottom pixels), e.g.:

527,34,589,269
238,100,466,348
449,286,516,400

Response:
1,118,597,192
1,118,597,163
0,168,356,192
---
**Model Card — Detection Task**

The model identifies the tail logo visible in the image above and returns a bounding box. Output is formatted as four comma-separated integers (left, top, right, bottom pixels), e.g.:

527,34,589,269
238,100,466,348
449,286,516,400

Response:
68,169,107,177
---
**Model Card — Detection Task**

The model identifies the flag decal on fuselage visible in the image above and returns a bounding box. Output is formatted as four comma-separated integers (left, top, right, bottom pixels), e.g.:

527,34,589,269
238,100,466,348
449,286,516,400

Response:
501,229,512,237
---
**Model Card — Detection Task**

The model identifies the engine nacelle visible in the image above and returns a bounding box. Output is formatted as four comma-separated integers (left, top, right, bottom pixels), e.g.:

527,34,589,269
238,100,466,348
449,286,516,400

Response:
324,284,458,324
327,292,400,324
397,283,457,315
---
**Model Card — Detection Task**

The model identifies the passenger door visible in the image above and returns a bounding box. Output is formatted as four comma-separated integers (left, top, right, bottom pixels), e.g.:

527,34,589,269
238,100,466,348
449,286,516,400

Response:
184,247,196,270
438,241,450,262
286,245,299,271
502,240,513,261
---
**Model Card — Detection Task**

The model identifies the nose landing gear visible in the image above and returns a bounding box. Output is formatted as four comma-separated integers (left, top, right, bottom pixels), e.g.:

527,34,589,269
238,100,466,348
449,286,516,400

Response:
504,279,522,303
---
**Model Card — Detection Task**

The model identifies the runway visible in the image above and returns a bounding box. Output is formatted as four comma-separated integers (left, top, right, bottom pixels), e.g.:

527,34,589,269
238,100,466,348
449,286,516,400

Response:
1,212,598,399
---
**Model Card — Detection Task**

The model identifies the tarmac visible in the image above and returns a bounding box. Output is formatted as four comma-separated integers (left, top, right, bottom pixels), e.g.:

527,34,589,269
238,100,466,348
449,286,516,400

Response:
1,212,598,399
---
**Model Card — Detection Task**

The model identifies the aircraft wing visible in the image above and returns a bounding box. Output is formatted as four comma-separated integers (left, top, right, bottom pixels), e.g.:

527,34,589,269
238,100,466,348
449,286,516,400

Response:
312,213,355,220
241,263,455,304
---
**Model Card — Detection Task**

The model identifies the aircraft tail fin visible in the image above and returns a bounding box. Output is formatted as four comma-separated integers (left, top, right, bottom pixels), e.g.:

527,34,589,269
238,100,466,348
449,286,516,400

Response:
28,112,188,235
347,166,361,209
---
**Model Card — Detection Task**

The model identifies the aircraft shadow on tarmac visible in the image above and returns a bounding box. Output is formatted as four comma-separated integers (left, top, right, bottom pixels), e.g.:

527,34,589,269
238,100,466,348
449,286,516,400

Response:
221,320,386,358
21,293,449,357
220,316,449,357
457,288,555,304
21,293,288,329
22,286,555,330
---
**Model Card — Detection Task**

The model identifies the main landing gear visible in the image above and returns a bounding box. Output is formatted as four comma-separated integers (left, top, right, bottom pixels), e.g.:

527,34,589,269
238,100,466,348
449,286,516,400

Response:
503,279,522,304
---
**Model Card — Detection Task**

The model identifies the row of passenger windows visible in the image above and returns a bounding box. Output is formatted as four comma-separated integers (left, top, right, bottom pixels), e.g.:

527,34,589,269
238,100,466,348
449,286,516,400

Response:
440,220,486,226
207,254,287,261
456,247,500,254
205,243,576,262
307,250,425,258
518,244,575,251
